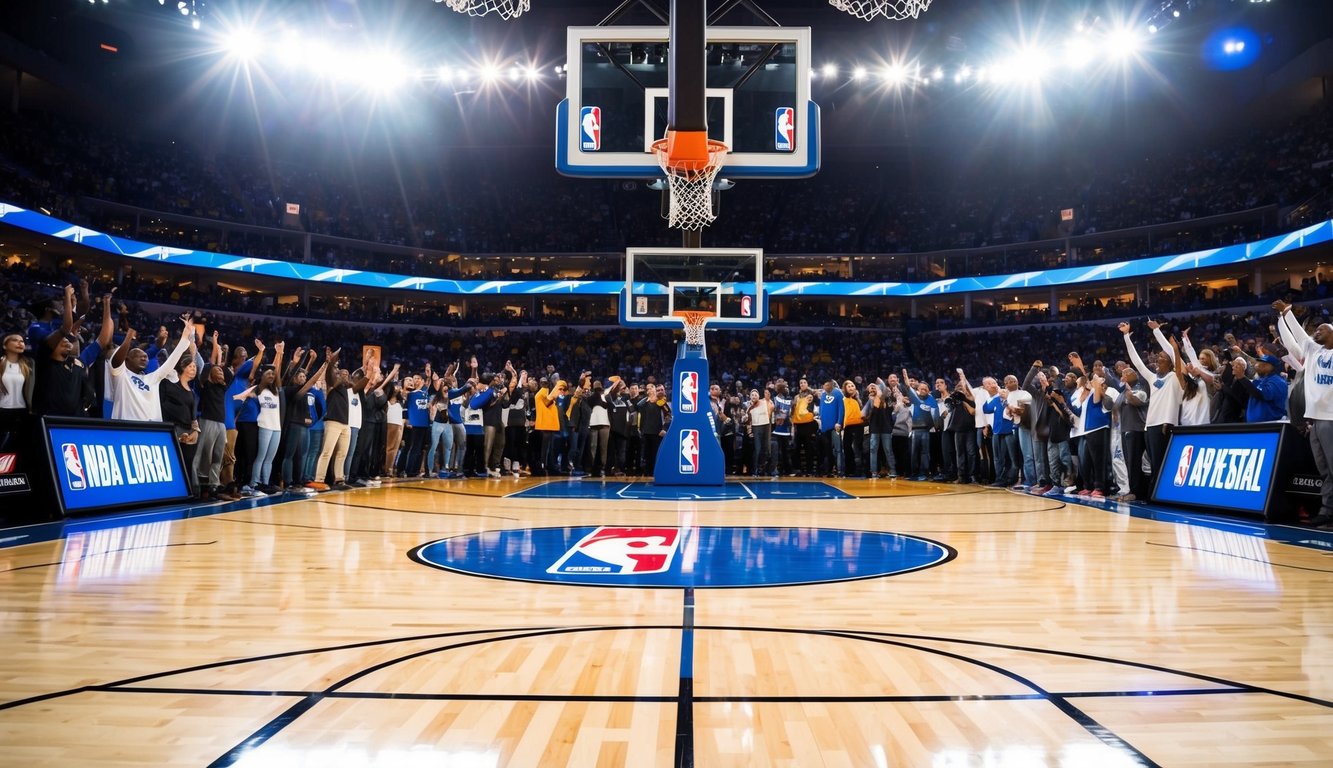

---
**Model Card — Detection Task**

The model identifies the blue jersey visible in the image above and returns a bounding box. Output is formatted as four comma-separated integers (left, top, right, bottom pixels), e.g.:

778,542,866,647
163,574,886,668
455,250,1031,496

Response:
406,388,431,428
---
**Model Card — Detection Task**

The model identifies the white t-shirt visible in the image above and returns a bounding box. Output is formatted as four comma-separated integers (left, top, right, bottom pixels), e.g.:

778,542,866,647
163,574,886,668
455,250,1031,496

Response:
971,387,990,429
589,401,610,428
749,400,772,427
387,402,404,426
1300,341,1333,420
1006,389,1032,426
257,389,282,431
348,391,363,429
110,333,192,422
0,364,26,409
1178,385,1212,427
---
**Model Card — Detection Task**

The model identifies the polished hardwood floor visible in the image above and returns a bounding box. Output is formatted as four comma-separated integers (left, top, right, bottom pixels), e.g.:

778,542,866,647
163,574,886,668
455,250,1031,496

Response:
0,477,1331,766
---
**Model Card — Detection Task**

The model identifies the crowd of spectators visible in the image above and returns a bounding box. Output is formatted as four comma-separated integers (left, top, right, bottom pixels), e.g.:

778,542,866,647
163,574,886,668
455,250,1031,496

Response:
2,104,1330,284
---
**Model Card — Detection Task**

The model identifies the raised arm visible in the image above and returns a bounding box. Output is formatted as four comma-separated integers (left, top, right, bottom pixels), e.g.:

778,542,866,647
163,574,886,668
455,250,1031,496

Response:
1273,300,1312,355
1169,336,1188,391
95,289,117,351
1119,323,1154,382
1148,319,1177,365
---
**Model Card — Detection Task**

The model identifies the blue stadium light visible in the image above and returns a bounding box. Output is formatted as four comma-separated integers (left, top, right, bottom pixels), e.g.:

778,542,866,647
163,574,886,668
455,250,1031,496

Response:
1203,27,1261,70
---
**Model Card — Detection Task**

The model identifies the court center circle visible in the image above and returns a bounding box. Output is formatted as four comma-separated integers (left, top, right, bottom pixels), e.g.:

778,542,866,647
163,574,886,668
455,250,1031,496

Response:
410,525,956,588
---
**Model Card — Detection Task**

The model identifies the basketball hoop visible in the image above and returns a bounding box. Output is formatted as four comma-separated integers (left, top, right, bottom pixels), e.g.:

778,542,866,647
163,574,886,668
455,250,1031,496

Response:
446,0,529,21
672,310,712,347
829,0,932,22
651,137,728,231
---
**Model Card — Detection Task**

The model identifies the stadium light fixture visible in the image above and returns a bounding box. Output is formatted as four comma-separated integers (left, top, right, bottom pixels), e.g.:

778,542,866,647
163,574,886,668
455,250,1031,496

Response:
852,66,866,80
822,63,838,79
1107,27,1142,59
222,29,261,62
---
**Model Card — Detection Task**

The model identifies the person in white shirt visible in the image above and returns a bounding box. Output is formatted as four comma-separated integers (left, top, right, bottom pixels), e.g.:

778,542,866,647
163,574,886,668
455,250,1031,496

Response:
1120,321,1182,486
109,313,194,422
233,341,286,495
1273,300,1333,527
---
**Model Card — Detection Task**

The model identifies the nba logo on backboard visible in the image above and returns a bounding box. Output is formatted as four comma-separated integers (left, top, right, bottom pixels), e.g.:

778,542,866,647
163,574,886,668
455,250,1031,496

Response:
1173,445,1194,487
580,106,601,151
635,295,648,316
61,443,87,491
547,526,681,575
774,107,794,152
679,371,698,413
680,429,700,474
740,294,753,318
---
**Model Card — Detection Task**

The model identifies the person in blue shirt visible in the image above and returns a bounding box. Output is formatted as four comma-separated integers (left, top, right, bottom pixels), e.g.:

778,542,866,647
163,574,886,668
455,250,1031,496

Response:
402,375,433,477
816,379,844,477
982,380,1019,488
902,368,938,481
1240,353,1289,423
302,381,327,484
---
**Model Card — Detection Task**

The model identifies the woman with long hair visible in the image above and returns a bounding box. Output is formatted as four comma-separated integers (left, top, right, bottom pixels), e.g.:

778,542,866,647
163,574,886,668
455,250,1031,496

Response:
160,353,201,497
0,333,35,451
383,382,404,477
234,342,285,495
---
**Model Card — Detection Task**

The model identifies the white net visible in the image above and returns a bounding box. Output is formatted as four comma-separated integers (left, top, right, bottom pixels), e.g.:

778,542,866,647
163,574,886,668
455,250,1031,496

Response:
445,0,530,21
829,0,932,22
651,139,728,231
676,312,711,347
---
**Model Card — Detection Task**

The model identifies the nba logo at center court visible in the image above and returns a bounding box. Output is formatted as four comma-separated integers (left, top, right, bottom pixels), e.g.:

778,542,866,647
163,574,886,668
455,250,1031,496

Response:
680,429,700,475
679,371,699,413
580,106,601,151
774,107,794,152
62,443,87,491
1173,445,1194,487
547,526,681,575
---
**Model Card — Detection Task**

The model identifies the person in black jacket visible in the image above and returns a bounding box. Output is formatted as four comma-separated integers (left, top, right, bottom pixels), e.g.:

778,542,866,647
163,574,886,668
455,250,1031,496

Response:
636,383,671,476
160,354,200,497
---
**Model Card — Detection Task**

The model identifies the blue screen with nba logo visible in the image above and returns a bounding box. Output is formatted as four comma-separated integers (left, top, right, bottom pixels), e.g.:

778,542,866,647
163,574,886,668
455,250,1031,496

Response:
45,420,192,514
1152,427,1282,514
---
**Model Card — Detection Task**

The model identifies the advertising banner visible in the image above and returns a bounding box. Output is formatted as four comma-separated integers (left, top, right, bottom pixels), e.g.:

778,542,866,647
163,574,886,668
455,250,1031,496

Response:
1152,424,1285,516
43,417,192,516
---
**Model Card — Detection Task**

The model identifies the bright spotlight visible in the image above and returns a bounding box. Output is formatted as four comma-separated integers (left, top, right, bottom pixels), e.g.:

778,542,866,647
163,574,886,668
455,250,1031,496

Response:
882,63,907,84
437,65,453,82
525,65,540,81
222,29,261,62
1148,25,1158,34
1107,28,1142,59
480,64,500,83
821,63,837,79
508,65,521,81
1064,38,1092,69
932,66,944,79
851,66,866,80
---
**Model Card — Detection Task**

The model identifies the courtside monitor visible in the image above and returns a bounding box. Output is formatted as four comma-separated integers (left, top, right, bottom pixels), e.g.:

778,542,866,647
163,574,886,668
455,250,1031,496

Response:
558,26,818,179
621,247,767,330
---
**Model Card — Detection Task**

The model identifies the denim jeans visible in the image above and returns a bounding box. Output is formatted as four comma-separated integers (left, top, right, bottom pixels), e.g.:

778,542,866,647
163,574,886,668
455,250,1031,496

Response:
752,424,772,475
910,430,931,478
1048,439,1072,488
868,432,896,476
343,427,359,478
251,427,281,487
991,431,1018,485
303,427,323,482
819,429,843,475
280,423,308,485
429,421,452,473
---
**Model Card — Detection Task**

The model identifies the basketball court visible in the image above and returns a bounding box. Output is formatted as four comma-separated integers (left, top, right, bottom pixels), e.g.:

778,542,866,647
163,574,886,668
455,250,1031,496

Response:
1,0,1330,764
1,480,1332,766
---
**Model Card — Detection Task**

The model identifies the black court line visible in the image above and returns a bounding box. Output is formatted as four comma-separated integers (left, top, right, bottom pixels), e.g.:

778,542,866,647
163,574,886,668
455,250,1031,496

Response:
833,628,1333,711
0,541,217,573
205,625,674,766
392,484,519,499
1144,541,1333,574
210,518,415,535
776,628,1160,767
319,500,520,521
675,587,696,768
89,684,1250,704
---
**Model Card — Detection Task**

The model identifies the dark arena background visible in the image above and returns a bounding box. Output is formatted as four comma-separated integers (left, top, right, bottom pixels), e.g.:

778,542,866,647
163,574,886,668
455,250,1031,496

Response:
1,0,1333,765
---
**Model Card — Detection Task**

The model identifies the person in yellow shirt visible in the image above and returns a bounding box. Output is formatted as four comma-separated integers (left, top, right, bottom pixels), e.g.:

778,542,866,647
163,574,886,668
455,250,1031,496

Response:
534,378,564,475
843,380,866,478
791,378,818,477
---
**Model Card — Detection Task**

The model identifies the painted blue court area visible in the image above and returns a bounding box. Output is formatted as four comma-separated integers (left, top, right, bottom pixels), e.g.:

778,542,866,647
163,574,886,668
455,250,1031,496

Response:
507,480,854,501
410,525,955,588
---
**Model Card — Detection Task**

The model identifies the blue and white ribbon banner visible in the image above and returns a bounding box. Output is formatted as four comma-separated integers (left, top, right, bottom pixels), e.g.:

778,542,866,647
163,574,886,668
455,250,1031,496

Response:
3,201,1329,298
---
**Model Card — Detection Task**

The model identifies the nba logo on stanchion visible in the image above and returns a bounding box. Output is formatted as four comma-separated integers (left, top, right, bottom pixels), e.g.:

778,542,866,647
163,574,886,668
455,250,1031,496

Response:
580,106,601,151
680,429,700,474
774,107,794,152
1173,445,1194,487
61,443,87,491
679,371,698,413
